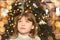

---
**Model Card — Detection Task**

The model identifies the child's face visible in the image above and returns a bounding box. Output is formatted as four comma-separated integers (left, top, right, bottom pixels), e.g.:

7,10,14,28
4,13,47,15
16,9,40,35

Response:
17,16,34,34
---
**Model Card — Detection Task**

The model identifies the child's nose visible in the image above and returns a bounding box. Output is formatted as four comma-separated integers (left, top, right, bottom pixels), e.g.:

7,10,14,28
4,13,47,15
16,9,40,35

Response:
22,22,25,26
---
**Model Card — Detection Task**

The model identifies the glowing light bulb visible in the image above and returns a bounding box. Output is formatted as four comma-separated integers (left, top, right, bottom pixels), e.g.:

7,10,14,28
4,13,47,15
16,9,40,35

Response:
1,8,8,17
56,7,60,16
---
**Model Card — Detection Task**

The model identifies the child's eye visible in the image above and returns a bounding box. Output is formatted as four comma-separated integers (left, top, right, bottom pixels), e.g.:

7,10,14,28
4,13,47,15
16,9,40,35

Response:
18,20,22,22
26,21,30,23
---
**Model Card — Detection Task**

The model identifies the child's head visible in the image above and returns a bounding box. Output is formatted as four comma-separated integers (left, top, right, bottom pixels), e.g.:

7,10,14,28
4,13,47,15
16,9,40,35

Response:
14,12,38,38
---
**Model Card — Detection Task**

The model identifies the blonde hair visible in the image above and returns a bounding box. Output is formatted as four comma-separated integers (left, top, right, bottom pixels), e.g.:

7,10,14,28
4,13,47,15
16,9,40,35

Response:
11,12,38,39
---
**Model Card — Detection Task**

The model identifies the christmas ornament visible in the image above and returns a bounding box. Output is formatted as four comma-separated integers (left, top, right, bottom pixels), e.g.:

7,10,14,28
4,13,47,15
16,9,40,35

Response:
25,10,32,13
55,21,60,28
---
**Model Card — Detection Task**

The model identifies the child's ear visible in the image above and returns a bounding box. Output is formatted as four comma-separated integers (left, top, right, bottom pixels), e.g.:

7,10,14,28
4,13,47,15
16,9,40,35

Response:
32,25,34,29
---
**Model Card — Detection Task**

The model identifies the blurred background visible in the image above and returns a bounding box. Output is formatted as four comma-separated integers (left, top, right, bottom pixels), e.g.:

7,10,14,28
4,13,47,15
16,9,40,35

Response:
0,0,60,40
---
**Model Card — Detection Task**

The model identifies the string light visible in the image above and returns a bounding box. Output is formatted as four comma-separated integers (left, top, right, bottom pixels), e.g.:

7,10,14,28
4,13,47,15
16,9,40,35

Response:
33,3,38,8
1,8,8,17
56,7,60,16
45,9,49,14
39,20,47,25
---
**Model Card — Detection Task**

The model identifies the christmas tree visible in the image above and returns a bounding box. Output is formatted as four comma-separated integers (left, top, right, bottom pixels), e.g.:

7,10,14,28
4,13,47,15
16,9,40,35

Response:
4,0,55,40
24,0,55,40
2,0,23,40
7,0,22,35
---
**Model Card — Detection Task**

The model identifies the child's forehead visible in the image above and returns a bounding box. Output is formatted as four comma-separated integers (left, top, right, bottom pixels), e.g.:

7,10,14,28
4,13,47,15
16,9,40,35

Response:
19,16,30,20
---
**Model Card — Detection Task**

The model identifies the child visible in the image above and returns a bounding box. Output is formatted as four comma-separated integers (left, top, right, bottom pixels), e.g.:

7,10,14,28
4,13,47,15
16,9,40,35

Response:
9,12,41,40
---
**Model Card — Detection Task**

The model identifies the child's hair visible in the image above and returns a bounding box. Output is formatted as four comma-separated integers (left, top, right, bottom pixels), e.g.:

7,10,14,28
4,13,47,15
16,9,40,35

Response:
12,12,38,38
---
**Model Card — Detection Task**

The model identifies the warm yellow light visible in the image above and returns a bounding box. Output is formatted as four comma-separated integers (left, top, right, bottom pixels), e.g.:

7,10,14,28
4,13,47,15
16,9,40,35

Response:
55,21,60,28
51,0,55,2
1,8,8,17
56,7,60,16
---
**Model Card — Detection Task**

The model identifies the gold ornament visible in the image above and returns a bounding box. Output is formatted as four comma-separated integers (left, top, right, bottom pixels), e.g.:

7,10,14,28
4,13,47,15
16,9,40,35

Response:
55,21,60,28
